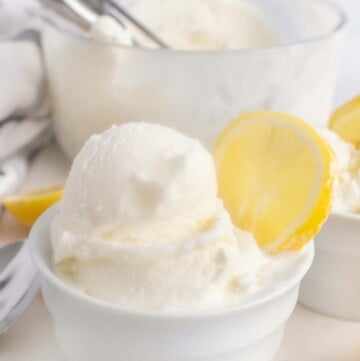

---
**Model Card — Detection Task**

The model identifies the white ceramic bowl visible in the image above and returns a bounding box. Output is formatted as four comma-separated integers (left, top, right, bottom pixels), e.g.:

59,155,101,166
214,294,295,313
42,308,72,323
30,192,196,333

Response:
41,0,346,159
30,206,314,361
300,211,360,320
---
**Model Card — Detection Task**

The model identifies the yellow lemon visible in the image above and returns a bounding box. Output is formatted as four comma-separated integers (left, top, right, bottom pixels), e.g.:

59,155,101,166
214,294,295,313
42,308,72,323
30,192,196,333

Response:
329,95,360,145
2,185,64,227
213,111,335,253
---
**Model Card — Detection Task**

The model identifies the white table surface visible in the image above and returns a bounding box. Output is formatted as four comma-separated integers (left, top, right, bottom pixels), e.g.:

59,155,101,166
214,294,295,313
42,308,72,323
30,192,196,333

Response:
1,144,360,361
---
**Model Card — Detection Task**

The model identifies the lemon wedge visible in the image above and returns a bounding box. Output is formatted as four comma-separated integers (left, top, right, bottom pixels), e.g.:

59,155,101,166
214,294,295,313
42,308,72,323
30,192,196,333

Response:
2,185,64,227
213,111,335,253
329,95,360,145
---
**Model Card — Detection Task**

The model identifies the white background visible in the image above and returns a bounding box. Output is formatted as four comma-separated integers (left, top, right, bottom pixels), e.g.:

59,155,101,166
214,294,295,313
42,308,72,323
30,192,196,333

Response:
329,0,360,104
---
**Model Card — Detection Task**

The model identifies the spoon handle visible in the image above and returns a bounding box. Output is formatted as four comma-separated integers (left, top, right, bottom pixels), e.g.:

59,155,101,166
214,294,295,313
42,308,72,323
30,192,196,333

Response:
61,0,98,25
39,0,98,28
106,0,169,48
0,241,40,334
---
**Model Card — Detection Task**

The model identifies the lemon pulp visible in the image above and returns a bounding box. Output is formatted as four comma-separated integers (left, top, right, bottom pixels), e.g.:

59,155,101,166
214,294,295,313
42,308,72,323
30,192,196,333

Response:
214,111,335,253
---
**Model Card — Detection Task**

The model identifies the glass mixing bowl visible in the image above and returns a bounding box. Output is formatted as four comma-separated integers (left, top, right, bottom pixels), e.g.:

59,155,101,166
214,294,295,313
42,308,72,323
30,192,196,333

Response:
41,0,346,159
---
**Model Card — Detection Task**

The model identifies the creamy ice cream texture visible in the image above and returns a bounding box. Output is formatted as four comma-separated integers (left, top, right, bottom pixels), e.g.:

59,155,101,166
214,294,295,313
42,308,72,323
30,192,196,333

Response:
320,129,360,214
90,0,277,50
52,123,303,312
90,16,134,46
131,0,277,49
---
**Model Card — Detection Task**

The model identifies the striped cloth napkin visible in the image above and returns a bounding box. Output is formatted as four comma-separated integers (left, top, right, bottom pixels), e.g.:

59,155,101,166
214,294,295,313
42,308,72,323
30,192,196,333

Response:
0,1,51,198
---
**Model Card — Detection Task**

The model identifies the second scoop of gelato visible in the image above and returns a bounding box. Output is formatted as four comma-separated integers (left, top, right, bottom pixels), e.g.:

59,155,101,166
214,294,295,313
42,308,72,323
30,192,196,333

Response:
89,0,278,50
52,123,303,311
320,129,360,214
131,0,278,50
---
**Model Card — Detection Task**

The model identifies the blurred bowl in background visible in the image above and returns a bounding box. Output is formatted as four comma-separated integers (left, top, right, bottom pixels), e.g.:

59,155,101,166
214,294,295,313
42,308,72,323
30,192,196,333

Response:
300,211,360,321
41,0,346,159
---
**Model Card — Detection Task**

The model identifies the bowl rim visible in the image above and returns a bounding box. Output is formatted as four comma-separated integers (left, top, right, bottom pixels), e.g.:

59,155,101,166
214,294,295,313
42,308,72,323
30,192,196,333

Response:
29,205,314,320
331,210,360,221
40,0,347,54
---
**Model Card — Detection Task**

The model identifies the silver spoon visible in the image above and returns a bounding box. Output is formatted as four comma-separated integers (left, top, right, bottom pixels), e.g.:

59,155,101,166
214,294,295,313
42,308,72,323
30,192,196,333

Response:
85,0,169,48
0,240,40,334
40,0,169,48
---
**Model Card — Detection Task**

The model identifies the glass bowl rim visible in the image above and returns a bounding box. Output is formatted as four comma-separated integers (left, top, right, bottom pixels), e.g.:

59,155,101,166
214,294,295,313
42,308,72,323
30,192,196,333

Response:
40,0,347,55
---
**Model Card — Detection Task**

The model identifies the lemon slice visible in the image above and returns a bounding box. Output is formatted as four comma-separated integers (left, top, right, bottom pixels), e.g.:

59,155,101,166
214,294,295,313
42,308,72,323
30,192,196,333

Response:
2,185,64,227
213,111,335,253
329,95,360,145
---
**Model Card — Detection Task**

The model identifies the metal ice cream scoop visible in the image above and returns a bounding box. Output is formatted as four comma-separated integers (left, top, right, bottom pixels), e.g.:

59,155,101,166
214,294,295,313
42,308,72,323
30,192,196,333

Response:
0,240,40,334
39,0,169,48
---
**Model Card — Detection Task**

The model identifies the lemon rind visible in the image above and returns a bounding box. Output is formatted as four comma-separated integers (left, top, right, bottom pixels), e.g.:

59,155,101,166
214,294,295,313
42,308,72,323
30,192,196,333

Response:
213,111,335,254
